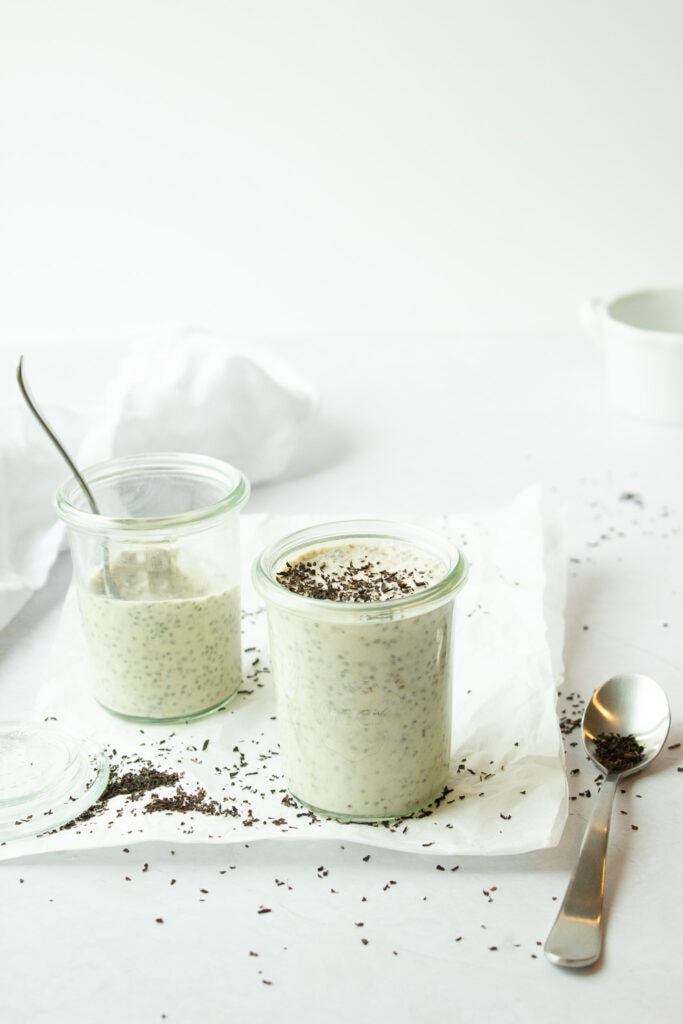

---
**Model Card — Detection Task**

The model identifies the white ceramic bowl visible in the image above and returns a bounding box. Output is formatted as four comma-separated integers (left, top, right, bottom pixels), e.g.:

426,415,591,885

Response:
580,286,683,425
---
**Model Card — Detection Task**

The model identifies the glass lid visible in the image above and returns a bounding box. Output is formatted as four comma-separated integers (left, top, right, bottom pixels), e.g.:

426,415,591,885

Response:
0,721,109,842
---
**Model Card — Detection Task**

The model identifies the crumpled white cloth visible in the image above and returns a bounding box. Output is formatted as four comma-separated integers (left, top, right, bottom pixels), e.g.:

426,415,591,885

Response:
0,328,316,630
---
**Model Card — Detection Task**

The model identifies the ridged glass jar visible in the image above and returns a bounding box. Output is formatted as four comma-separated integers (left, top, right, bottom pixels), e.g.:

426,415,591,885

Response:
253,519,467,821
55,452,249,723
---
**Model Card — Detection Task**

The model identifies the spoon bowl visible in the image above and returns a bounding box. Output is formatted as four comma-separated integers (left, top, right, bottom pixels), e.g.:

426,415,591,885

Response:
583,672,672,778
545,672,671,968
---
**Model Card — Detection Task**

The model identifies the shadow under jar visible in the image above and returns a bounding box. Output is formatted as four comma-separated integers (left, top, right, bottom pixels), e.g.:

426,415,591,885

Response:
55,452,249,723
253,520,468,821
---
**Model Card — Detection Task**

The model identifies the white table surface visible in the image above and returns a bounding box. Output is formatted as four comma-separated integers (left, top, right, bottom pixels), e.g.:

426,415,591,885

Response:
1,331,682,1024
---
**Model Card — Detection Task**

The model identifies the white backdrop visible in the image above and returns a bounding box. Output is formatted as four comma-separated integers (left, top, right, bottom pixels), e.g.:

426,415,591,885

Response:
1,0,682,347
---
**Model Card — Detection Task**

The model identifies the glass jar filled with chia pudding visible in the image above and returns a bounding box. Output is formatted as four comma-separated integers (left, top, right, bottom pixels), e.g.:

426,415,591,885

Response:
253,520,468,821
55,452,249,723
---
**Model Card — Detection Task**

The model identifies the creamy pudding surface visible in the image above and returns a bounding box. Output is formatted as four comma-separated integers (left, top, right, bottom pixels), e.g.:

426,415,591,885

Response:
268,539,455,820
276,541,446,602
78,551,241,721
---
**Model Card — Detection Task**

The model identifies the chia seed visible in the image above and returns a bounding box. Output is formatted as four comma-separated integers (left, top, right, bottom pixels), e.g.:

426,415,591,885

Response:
594,732,645,773
276,552,436,602
77,551,242,721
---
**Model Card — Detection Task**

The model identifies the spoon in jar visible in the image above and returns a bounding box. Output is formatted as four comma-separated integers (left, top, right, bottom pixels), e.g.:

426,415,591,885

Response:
16,355,100,514
16,355,118,595
544,672,671,968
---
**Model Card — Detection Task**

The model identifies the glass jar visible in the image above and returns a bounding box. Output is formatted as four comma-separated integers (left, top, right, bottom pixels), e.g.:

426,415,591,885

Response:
55,452,249,723
253,519,467,821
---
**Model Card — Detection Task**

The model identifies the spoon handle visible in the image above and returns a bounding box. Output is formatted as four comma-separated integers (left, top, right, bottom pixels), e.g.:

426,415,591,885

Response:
16,355,100,515
544,774,619,968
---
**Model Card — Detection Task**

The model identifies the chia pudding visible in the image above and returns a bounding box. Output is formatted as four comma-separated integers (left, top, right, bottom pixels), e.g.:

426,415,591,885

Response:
253,523,467,821
54,454,249,723
78,550,242,721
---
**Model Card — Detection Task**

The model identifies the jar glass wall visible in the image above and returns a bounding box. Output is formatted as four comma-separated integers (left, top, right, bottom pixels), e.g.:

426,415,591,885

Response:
253,519,467,822
55,452,249,723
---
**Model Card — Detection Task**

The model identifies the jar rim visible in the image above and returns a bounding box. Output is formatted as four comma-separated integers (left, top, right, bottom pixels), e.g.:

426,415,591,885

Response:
252,518,468,619
54,451,250,536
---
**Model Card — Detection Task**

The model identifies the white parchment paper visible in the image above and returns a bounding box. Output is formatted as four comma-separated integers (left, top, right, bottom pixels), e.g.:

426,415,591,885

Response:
2,487,568,860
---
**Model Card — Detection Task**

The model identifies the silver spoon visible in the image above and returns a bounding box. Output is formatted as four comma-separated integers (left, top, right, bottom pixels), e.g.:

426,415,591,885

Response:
16,355,100,514
16,355,117,595
545,672,671,968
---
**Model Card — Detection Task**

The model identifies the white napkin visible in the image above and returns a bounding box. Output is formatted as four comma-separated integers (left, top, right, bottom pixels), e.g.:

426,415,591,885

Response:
0,328,316,630
2,486,569,861
104,327,316,480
